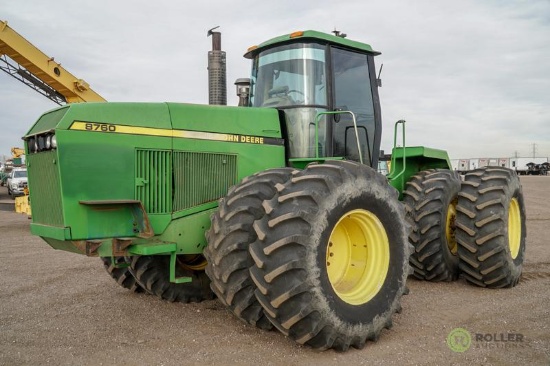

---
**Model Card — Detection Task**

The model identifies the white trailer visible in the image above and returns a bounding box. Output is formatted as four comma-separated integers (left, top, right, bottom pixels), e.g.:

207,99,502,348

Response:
450,159,459,171
458,159,469,173
478,158,489,168
510,157,548,175
498,158,510,169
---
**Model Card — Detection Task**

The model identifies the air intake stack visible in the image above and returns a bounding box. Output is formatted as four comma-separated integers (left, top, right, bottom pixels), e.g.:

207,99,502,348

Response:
207,27,227,105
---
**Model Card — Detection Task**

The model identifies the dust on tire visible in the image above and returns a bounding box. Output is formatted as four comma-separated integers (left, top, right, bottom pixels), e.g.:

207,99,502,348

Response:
204,168,295,330
403,169,461,281
249,161,410,351
455,167,526,288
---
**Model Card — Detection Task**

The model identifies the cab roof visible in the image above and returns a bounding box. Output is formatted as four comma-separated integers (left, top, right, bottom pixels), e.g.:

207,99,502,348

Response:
244,30,380,59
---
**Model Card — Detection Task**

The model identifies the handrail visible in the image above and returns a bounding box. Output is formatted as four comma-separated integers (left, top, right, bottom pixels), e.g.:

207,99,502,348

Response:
314,110,363,164
391,120,407,180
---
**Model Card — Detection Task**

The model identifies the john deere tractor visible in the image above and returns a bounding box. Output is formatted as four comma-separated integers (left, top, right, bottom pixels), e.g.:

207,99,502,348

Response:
23,30,526,351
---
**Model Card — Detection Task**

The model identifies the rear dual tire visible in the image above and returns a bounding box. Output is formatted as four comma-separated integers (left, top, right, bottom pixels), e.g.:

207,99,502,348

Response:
403,169,461,281
129,255,214,302
456,167,526,288
101,256,145,293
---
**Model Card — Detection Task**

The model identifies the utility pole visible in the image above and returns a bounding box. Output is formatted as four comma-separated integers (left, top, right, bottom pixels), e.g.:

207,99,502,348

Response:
514,150,519,158
532,143,537,159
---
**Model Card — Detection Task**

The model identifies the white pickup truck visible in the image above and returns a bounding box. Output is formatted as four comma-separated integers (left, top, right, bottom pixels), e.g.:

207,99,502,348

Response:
7,167,28,198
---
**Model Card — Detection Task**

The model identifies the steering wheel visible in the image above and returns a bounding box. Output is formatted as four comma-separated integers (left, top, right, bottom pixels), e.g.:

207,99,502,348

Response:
287,89,305,97
287,89,305,104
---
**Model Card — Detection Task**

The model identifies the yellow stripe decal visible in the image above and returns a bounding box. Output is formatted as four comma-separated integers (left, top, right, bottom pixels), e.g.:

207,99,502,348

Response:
69,121,283,146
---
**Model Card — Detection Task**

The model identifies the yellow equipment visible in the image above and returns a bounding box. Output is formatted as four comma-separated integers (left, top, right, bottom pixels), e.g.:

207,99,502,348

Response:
0,20,106,104
10,147,24,158
1,20,106,216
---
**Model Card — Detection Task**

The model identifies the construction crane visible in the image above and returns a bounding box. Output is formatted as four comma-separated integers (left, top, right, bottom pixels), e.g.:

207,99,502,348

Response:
0,20,106,105
10,147,24,158
1,20,106,216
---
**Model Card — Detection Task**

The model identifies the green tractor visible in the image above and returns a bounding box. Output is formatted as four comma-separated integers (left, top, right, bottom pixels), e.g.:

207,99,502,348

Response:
23,30,526,351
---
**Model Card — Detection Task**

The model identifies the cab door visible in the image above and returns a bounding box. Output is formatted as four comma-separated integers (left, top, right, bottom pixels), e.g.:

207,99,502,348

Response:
330,47,381,167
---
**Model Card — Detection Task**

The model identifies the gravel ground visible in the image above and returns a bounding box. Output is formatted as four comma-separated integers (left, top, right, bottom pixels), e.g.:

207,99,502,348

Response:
0,176,549,365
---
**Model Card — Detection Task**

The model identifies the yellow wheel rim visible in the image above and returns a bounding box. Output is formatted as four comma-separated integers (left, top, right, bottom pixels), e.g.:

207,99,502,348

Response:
177,254,208,271
508,198,521,259
445,198,458,255
326,209,390,306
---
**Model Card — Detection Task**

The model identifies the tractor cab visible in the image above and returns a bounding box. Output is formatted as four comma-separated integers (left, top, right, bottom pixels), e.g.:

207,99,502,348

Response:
245,30,382,168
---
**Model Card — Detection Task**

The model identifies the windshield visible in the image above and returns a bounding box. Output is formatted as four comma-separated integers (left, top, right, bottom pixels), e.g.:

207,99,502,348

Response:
251,43,327,108
13,171,27,178
251,43,329,158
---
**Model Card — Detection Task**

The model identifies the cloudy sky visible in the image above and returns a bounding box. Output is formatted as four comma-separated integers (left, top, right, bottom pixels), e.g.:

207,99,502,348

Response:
1,0,549,161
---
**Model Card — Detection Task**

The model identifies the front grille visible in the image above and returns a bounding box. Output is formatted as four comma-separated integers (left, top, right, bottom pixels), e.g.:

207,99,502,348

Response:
173,152,237,211
135,149,172,214
27,151,64,226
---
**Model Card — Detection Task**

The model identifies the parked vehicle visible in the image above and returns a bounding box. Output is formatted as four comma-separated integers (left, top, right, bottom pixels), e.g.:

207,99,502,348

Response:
7,167,27,198
511,157,549,175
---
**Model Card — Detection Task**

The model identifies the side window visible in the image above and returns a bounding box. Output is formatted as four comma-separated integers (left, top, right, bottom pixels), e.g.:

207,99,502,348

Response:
331,47,375,165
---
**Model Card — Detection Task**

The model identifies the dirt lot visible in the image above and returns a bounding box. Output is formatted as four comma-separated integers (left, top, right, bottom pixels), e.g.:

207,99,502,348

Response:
0,177,549,365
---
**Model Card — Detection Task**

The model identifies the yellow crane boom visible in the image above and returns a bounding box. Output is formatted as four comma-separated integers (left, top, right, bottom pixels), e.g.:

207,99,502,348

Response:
0,20,106,104
10,147,24,158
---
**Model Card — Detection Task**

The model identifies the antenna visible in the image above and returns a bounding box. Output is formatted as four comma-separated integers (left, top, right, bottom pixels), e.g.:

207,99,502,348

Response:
376,63,384,87
332,29,347,38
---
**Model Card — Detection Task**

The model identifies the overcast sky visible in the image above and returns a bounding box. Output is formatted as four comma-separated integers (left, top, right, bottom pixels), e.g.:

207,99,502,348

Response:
1,0,549,161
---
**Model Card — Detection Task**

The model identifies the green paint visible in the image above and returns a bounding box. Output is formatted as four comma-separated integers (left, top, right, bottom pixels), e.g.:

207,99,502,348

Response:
30,223,71,241
244,30,380,59
25,102,286,259
127,242,177,256
388,146,451,198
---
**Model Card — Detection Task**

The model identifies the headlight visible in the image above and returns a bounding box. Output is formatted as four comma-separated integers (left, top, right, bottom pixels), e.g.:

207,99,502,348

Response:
37,136,45,151
27,133,56,152
11,183,18,189
28,137,36,153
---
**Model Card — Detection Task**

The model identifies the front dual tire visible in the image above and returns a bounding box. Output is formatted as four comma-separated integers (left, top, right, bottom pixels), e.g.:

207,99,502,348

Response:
246,161,410,350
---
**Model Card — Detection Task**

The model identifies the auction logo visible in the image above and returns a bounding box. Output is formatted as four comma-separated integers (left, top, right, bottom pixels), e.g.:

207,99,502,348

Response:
447,328,525,352
447,328,472,353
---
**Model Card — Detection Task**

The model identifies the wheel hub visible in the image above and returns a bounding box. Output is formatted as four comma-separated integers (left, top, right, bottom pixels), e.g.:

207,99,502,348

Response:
176,254,207,271
326,209,390,305
445,198,458,255
508,198,521,259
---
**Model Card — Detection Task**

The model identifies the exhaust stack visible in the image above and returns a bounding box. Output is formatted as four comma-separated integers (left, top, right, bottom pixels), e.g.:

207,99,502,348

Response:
207,27,227,105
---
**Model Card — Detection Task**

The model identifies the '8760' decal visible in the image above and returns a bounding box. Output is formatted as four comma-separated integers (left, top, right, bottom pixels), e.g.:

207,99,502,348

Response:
84,123,116,132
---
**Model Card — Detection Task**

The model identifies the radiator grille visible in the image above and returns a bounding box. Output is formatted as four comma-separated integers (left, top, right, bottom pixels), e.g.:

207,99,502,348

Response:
173,152,237,211
135,149,172,214
27,151,64,226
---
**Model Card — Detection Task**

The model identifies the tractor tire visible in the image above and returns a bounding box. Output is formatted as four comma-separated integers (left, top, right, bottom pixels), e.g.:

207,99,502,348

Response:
455,167,526,288
204,168,296,330
129,255,214,302
249,161,410,351
101,256,145,293
403,169,461,281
